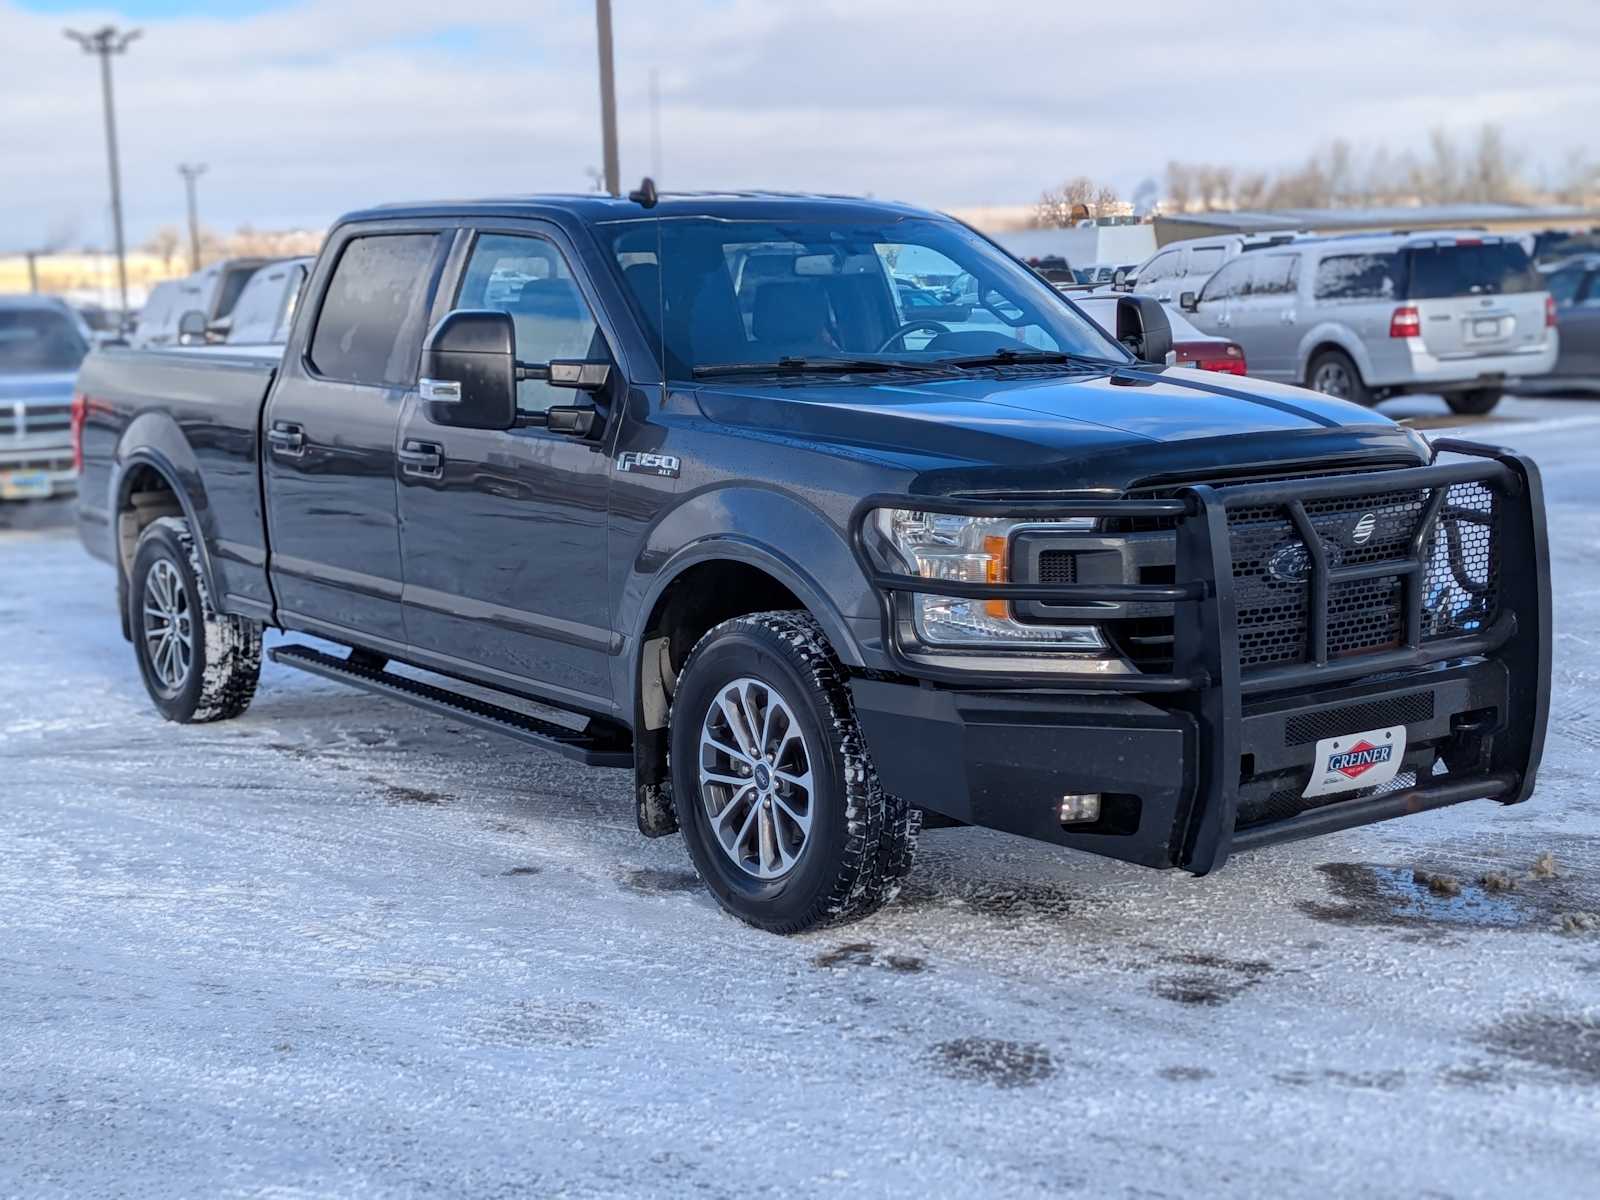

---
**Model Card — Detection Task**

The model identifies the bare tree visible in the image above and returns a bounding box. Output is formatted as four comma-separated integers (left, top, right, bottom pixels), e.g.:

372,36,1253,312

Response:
1555,147,1599,206
1035,177,1120,226
143,226,181,270
1164,161,1193,214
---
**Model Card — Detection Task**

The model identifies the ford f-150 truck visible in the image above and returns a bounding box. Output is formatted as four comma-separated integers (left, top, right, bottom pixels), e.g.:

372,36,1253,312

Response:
74,190,1551,933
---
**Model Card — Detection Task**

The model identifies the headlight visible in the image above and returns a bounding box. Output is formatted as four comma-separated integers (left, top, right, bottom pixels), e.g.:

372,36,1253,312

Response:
870,508,1105,650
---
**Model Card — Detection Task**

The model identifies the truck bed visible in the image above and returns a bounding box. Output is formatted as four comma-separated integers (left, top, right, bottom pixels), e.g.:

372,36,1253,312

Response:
76,344,281,618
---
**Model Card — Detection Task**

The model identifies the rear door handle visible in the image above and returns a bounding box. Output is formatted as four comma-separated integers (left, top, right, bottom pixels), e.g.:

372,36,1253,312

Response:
267,422,304,455
399,439,444,478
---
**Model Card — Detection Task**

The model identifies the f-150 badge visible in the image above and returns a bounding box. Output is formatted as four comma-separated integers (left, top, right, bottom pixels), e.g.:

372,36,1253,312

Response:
616,450,681,478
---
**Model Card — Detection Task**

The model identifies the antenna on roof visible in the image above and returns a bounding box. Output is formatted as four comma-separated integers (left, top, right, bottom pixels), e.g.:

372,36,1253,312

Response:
628,177,659,209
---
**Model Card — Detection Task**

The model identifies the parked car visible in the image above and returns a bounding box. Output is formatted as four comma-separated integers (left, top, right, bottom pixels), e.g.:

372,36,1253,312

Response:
223,257,313,344
1072,291,1247,375
74,191,1549,934
0,294,90,499
1515,254,1600,393
1124,233,1296,302
131,257,278,347
1180,232,1557,415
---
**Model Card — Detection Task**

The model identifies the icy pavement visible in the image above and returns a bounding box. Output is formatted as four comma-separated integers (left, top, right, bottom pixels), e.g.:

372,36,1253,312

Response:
3,398,1600,1198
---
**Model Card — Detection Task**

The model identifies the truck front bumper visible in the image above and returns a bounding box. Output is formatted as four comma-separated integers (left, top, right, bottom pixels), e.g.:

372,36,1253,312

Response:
847,439,1550,873
851,656,1521,871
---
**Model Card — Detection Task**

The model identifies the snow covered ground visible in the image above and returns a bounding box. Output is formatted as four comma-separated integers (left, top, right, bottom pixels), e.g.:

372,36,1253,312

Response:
3,397,1599,1198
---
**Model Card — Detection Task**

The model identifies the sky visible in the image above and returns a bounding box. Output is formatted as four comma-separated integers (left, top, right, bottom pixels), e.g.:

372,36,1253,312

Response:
2,0,1598,251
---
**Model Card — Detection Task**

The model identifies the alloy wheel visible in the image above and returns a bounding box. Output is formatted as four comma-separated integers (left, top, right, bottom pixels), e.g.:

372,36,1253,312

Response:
698,676,815,879
142,557,193,695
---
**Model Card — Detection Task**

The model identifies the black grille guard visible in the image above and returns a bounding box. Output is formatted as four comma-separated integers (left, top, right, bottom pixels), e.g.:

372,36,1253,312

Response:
849,438,1552,872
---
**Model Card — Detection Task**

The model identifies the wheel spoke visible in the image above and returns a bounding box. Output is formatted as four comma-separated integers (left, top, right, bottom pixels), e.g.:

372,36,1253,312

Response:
717,690,757,757
774,768,812,796
772,791,811,834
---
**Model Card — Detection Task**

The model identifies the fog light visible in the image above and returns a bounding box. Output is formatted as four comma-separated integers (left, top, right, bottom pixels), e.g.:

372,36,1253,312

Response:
1058,793,1101,824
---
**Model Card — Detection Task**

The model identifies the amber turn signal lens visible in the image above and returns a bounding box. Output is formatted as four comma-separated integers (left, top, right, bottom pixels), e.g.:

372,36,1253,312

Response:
983,534,1009,618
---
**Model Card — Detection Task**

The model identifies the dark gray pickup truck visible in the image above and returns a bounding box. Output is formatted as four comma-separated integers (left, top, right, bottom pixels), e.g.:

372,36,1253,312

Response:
75,190,1551,932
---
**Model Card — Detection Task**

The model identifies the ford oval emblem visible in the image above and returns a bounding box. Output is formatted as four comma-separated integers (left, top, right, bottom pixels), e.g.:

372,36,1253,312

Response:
1352,512,1377,545
1265,543,1312,584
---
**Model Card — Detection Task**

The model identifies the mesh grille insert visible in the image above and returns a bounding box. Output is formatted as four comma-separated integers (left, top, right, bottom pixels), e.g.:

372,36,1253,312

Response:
1035,551,1077,584
1284,692,1435,745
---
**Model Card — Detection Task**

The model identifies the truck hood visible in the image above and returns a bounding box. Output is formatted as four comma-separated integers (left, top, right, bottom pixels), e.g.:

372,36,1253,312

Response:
0,372,76,405
691,365,1431,487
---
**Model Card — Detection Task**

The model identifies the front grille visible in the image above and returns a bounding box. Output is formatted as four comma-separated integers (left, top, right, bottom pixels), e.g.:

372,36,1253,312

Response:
1231,484,1430,668
0,403,71,437
1284,692,1435,746
1096,468,1500,675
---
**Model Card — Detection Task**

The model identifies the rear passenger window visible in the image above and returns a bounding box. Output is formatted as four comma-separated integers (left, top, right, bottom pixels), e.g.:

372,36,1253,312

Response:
309,234,439,386
1314,253,1403,301
1186,247,1225,276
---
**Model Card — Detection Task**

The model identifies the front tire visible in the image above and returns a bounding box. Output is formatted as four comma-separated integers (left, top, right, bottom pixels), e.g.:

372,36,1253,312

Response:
1446,388,1501,416
1307,348,1372,406
128,516,263,723
669,611,916,933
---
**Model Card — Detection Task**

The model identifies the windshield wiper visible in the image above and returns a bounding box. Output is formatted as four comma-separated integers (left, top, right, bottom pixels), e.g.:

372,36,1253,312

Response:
692,356,942,378
942,348,1125,371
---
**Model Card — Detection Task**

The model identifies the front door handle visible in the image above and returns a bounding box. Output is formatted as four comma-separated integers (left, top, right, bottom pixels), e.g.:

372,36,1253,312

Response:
267,422,304,455
399,439,444,478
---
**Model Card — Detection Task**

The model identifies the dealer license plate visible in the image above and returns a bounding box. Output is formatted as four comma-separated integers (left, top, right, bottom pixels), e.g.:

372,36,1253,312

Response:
1302,724,1408,799
0,470,53,500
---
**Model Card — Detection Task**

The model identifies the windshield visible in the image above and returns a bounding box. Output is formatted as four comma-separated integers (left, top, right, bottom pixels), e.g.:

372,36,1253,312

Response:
1405,242,1539,299
601,216,1126,379
0,308,89,374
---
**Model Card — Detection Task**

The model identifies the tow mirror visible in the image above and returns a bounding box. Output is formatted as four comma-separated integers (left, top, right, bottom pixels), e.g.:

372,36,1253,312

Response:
1112,267,1128,288
1116,295,1174,365
419,309,517,431
176,310,208,344
1178,291,1199,312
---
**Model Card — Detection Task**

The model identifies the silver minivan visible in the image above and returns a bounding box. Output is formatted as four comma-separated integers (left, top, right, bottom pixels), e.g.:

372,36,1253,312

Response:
1179,231,1557,415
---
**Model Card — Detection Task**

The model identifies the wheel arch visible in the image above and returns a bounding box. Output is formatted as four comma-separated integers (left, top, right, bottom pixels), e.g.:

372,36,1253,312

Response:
1297,326,1373,386
625,536,868,836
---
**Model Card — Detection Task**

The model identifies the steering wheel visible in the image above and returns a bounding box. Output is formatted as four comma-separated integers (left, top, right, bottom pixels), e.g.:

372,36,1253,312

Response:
875,320,951,353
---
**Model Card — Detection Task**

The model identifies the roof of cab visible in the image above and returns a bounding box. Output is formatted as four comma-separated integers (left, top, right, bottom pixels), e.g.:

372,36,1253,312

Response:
335,190,942,230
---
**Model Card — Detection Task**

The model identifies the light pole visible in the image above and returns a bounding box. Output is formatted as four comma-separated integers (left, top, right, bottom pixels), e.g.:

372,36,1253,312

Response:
178,163,206,272
66,25,140,323
594,0,620,196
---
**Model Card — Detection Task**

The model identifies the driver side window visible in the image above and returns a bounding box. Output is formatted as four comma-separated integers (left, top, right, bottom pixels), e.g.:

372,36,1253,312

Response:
1199,259,1252,304
456,233,606,416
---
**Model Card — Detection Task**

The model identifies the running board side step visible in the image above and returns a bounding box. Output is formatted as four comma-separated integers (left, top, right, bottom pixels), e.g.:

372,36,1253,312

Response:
268,644,633,769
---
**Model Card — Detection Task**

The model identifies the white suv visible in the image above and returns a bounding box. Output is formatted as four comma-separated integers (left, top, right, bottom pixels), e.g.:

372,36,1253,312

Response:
1179,231,1557,415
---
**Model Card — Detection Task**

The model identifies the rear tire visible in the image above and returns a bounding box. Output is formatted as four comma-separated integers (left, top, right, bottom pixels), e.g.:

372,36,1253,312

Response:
669,611,917,934
1445,388,1501,416
1307,348,1372,406
128,516,262,723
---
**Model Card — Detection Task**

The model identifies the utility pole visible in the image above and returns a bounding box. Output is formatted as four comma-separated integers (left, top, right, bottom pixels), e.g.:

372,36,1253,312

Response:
594,0,620,196
66,25,140,323
178,163,207,272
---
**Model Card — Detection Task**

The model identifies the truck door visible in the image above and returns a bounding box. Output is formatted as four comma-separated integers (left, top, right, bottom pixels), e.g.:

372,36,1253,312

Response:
1188,257,1249,344
394,225,618,710
263,226,449,646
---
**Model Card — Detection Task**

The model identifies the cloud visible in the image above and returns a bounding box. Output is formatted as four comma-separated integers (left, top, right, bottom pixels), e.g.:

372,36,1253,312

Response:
2,0,1596,249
